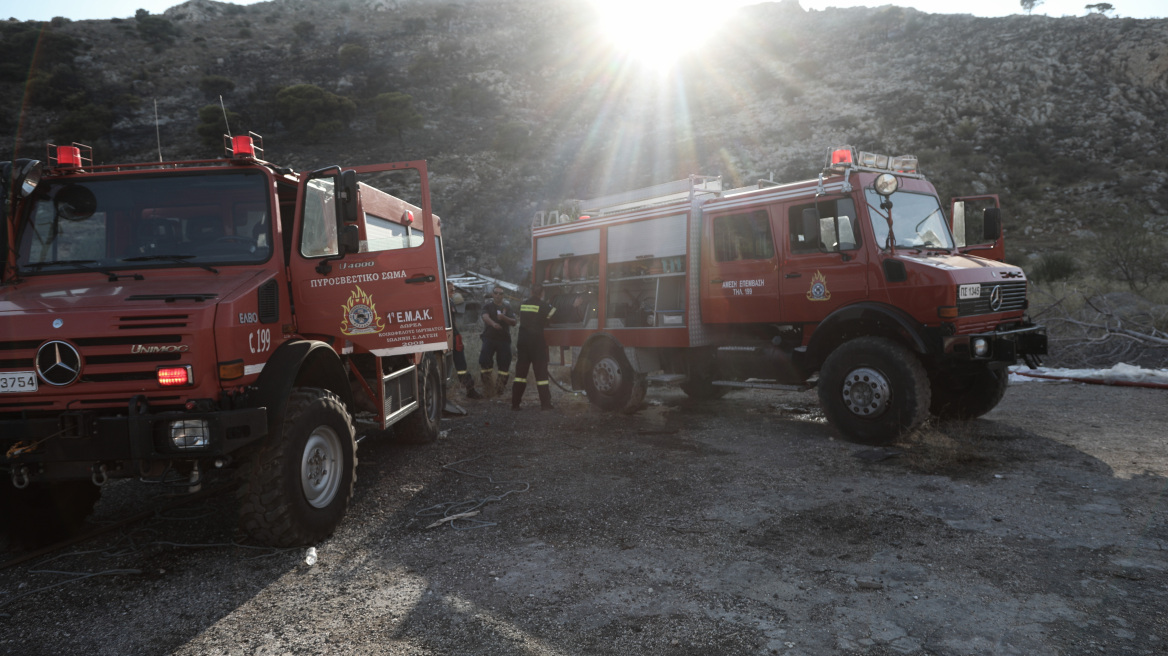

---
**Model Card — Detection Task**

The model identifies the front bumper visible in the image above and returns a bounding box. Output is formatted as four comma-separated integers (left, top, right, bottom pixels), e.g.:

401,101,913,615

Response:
1,401,267,473
942,322,1047,364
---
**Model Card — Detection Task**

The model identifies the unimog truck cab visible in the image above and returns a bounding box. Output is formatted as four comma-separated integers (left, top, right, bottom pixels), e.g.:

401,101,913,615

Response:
1,137,453,547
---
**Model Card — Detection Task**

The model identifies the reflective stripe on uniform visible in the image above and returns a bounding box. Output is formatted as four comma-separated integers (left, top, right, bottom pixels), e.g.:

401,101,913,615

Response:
514,377,527,383
520,304,541,313
482,368,493,374
456,370,467,375
536,380,549,386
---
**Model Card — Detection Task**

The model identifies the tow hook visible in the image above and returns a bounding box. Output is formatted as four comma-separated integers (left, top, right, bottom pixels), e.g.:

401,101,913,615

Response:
91,462,109,486
11,465,30,489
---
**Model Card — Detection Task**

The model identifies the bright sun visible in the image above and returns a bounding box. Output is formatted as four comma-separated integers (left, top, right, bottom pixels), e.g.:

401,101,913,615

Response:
589,0,738,71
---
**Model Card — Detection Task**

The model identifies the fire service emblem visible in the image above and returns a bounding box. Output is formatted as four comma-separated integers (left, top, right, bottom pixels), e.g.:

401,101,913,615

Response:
806,270,831,301
340,286,387,335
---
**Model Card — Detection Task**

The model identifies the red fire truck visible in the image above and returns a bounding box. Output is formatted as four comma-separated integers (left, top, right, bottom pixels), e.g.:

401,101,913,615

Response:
532,147,1046,444
1,136,453,547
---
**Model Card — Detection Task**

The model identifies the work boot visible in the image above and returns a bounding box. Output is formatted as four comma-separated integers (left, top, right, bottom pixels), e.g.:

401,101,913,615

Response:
496,373,509,396
511,380,527,410
481,370,494,398
537,383,554,410
460,373,483,399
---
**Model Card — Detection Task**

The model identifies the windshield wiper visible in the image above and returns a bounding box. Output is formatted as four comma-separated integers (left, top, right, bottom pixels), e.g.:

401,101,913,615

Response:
122,254,219,274
23,259,144,281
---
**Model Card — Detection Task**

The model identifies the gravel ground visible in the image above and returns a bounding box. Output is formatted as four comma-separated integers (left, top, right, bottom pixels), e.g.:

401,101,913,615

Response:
2,374,1166,656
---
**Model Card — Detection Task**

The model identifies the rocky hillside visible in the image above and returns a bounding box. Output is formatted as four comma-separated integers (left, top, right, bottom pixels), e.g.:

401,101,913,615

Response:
2,0,1167,278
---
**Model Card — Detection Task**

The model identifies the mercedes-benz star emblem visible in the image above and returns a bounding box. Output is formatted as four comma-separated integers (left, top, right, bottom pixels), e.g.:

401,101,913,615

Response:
988,285,1004,312
36,340,82,386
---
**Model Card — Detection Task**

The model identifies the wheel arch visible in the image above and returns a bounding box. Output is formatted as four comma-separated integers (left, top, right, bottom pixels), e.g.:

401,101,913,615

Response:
804,302,931,374
253,340,354,435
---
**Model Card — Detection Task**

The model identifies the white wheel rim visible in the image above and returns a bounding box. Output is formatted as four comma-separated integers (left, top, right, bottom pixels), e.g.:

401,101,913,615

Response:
841,367,891,418
301,426,343,509
592,357,623,394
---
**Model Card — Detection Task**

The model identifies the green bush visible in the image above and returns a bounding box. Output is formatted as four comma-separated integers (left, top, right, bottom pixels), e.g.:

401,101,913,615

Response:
293,21,314,41
196,104,243,148
0,23,79,83
1029,252,1079,283
338,43,369,68
372,92,423,143
53,104,115,145
135,10,182,50
275,84,355,142
198,75,236,98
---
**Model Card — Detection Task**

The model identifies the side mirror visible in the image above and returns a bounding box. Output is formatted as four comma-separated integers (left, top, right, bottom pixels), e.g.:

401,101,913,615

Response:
339,169,358,224
339,224,360,255
801,208,821,246
982,207,1002,242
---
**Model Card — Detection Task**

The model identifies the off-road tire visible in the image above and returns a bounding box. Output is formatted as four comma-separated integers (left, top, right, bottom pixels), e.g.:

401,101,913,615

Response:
818,337,931,445
584,342,635,412
396,353,443,444
238,388,356,547
0,480,101,550
930,366,1009,420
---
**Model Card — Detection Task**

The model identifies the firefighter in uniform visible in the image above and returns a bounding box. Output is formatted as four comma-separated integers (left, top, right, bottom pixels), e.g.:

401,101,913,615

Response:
447,282,482,399
511,284,556,411
480,286,517,396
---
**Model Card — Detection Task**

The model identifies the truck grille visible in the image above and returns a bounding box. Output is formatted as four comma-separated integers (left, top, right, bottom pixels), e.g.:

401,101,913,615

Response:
957,281,1027,316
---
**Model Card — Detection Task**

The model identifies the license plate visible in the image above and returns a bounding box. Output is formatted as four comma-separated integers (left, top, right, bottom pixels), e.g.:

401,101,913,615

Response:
0,371,38,393
958,284,982,300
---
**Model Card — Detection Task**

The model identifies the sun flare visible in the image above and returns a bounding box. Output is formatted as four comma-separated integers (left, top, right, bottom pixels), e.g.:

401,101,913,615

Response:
589,0,737,71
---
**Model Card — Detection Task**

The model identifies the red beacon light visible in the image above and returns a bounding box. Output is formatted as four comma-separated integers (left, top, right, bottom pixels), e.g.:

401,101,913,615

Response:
401,210,415,224
231,136,255,158
224,132,264,160
57,146,83,168
826,146,856,172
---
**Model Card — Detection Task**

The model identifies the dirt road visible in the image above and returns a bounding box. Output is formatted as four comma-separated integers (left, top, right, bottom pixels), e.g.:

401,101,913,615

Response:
2,378,1166,655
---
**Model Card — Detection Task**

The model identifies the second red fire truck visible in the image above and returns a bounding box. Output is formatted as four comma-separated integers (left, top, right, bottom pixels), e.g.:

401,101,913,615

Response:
532,147,1046,444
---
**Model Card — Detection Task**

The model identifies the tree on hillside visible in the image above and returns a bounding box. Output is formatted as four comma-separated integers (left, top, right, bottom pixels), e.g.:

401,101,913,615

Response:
196,105,243,148
198,75,236,99
134,9,181,51
372,92,424,144
274,84,355,143
1020,0,1044,14
1085,3,1114,15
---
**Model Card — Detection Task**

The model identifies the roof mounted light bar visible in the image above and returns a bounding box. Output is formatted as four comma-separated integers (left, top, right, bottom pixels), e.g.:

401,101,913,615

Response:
823,146,922,178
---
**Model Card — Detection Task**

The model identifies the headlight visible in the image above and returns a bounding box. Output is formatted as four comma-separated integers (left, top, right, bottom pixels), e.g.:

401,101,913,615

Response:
874,173,899,196
972,337,990,357
171,419,210,449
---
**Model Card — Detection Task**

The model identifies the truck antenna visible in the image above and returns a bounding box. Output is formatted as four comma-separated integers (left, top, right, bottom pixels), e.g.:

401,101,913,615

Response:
154,98,163,162
219,96,233,137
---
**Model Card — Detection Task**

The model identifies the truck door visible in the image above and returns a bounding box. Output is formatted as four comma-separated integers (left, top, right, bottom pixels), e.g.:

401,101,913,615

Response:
950,195,1004,262
700,208,782,323
288,162,448,357
778,196,869,323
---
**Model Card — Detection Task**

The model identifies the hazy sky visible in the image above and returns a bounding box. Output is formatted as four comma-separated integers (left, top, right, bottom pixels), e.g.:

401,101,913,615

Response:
4,0,1162,24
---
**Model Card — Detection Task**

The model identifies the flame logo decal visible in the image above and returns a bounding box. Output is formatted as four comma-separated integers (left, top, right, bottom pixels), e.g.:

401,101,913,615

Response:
806,270,831,301
341,286,387,335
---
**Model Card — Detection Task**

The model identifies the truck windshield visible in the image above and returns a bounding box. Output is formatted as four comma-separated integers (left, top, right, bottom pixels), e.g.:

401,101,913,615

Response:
17,171,272,274
864,189,955,251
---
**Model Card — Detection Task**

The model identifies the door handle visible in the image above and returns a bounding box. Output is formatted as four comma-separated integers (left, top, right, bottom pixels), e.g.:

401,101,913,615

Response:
405,274,436,284
784,272,802,279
